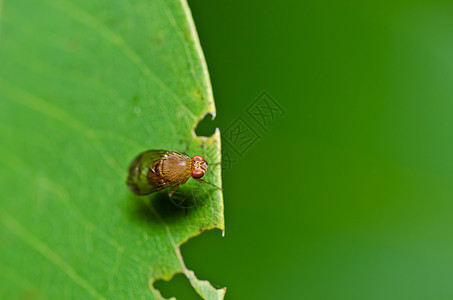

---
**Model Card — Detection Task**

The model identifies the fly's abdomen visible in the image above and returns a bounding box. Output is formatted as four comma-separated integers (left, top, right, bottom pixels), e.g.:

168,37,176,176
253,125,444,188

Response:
126,150,168,195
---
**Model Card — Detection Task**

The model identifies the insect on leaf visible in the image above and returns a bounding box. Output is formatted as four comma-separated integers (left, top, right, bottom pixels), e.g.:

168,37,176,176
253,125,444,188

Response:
0,0,225,299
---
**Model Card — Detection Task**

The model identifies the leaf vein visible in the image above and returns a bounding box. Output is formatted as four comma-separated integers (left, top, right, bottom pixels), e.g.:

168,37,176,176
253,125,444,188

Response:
0,209,106,299
43,0,197,120
0,80,124,177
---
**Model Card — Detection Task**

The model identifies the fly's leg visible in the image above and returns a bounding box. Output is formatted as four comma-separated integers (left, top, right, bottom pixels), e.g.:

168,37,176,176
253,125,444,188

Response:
208,161,222,170
197,143,222,189
199,140,222,170
168,185,179,198
176,139,191,156
195,178,223,191
183,138,191,154
200,141,222,177
168,185,190,210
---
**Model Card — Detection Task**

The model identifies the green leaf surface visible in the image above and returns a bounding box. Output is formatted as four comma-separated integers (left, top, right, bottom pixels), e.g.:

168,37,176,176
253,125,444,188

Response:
0,0,225,299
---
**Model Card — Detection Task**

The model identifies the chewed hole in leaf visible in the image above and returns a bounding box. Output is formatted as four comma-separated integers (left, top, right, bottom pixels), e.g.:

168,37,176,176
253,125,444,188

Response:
180,229,226,284
0,0,225,298
154,273,202,300
194,113,217,137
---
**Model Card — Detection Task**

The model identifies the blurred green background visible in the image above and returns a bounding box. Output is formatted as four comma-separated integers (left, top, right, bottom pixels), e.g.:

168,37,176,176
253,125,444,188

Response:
158,0,453,299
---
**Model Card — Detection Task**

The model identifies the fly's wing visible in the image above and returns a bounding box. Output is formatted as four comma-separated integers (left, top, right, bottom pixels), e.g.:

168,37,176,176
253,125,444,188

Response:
126,150,169,195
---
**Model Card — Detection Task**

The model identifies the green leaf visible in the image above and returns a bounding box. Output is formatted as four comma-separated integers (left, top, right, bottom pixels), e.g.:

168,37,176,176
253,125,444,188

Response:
0,0,225,299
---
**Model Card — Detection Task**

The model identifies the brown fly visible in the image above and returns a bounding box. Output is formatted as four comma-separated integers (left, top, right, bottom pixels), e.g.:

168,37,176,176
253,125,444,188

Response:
126,150,221,197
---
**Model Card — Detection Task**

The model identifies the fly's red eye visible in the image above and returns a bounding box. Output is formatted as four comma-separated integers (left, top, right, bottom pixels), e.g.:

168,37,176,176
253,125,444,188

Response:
192,155,205,162
192,169,204,179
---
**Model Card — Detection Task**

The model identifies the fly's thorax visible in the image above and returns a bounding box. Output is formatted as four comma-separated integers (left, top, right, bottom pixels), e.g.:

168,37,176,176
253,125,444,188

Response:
161,153,192,184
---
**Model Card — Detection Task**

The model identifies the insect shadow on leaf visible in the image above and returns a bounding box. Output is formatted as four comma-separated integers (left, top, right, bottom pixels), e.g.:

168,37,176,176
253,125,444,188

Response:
126,149,221,224
127,186,207,226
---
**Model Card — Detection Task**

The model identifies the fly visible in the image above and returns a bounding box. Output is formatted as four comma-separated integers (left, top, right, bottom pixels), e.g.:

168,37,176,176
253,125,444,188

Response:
126,150,221,197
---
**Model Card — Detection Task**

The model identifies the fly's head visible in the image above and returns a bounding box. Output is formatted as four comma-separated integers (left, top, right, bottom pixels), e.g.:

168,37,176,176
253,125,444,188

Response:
191,155,208,179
